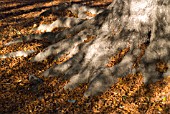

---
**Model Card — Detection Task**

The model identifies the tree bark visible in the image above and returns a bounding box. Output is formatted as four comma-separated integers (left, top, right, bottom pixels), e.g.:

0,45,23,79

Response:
34,0,170,97
3,0,170,97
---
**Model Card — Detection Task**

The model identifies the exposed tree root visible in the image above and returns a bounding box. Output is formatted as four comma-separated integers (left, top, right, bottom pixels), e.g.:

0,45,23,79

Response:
32,17,84,33
4,3,103,46
40,3,104,19
0,50,35,58
1,0,170,97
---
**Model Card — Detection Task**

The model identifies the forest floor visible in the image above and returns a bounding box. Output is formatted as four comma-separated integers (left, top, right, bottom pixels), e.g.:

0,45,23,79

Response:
0,0,170,113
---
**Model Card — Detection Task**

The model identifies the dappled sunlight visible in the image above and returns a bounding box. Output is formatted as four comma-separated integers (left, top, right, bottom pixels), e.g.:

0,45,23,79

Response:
0,50,35,58
0,0,170,113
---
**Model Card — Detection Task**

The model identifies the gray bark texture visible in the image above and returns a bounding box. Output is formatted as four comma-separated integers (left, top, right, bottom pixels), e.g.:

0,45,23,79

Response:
3,0,170,97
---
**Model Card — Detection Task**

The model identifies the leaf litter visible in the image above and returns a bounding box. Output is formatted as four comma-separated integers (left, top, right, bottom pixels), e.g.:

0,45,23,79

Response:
0,0,170,113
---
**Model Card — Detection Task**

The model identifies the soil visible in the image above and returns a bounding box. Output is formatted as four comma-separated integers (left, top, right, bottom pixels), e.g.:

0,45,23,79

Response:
0,0,170,113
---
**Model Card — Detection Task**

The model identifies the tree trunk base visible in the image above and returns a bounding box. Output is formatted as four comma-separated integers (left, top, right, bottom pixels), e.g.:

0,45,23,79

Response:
2,0,170,97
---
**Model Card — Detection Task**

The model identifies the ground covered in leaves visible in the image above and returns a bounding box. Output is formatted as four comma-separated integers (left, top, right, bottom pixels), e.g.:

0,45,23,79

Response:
0,0,170,113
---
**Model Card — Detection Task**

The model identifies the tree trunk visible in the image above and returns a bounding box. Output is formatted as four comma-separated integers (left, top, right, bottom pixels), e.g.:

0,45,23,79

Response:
3,0,170,97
